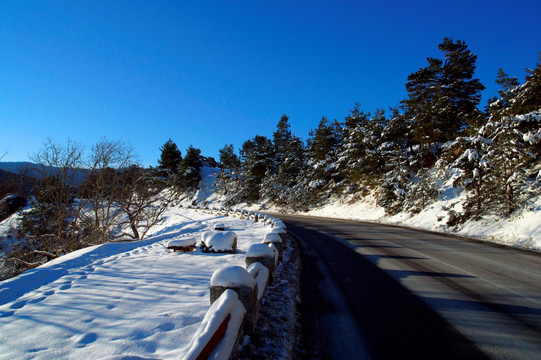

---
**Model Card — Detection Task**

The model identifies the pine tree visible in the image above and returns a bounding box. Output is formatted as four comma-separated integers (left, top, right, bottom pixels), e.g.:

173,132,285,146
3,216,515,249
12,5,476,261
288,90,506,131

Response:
339,104,386,191
449,137,493,222
403,38,485,147
219,144,241,170
487,69,520,120
403,168,439,215
158,139,182,174
273,114,293,164
379,145,410,214
481,115,537,216
215,144,241,199
239,135,273,202
177,145,203,192
511,57,541,115
305,117,343,203
260,115,308,207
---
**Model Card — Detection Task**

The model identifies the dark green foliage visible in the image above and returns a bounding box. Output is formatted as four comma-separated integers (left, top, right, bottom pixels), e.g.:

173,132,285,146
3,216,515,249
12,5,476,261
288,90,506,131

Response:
21,175,75,244
404,169,439,215
178,145,203,192
379,146,410,214
303,117,343,204
339,104,387,190
511,58,541,115
202,156,219,168
307,117,342,162
239,135,274,203
273,114,293,164
158,139,182,174
261,115,308,206
403,38,485,146
219,144,241,170
215,144,241,201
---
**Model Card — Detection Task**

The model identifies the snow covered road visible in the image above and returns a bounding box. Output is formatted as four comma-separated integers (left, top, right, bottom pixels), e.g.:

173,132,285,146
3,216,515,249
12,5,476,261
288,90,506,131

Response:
0,207,270,359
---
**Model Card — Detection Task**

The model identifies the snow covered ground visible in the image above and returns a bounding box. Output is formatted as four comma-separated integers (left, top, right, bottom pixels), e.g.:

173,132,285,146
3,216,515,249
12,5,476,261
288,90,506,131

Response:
178,166,541,252
294,191,541,252
0,206,272,360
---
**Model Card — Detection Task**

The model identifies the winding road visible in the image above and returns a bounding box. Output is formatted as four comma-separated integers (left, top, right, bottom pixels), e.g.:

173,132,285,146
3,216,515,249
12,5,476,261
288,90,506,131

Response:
278,214,541,360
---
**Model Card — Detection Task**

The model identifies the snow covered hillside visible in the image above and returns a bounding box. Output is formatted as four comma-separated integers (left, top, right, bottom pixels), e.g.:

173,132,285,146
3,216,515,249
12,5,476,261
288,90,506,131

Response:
297,192,541,252
0,206,271,360
180,167,541,252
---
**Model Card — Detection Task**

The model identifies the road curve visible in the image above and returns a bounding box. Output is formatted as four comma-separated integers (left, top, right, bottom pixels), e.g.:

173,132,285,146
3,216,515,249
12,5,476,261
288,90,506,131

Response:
278,214,541,360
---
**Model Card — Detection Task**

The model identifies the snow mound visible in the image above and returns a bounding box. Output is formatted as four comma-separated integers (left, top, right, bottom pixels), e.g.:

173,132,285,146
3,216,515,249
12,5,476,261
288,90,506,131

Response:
246,243,274,258
168,237,197,247
263,232,282,244
210,265,256,289
201,231,238,253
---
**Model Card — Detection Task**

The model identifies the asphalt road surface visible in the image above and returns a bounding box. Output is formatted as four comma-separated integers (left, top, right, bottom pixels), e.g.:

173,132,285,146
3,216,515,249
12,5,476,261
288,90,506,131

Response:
278,214,541,360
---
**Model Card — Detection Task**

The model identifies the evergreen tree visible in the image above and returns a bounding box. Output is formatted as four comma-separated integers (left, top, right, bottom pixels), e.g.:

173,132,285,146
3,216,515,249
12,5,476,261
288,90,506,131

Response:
379,145,410,214
304,117,343,203
261,115,308,207
158,139,182,174
219,144,241,170
403,38,485,147
215,144,241,200
496,68,520,106
307,117,342,164
273,114,293,164
487,68,520,120
339,104,386,191
177,145,203,192
449,137,493,223
511,57,541,115
239,135,274,202
481,114,538,216
403,168,439,215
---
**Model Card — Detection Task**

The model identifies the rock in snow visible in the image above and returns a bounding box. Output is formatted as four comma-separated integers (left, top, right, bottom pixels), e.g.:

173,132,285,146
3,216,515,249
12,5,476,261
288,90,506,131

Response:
201,231,238,253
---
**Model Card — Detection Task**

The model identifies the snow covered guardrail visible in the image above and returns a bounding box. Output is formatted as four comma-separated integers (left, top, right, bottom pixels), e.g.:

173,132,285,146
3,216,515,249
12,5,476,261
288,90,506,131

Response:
183,289,246,360
182,208,287,360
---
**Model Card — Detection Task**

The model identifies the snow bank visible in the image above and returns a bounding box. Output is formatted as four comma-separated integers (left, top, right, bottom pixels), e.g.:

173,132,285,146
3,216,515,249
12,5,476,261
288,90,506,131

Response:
294,191,541,252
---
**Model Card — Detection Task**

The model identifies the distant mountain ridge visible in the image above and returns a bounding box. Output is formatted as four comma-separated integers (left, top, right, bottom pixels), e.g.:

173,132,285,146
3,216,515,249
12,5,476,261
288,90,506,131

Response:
0,162,36,175
0,162,87,186
0,166,37,197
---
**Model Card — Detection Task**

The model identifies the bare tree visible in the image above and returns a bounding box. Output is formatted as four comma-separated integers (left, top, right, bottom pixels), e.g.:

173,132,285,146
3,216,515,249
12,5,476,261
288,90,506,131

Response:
78,139,137,244
8,138,84,268
114,165,172,241
5,138,169,277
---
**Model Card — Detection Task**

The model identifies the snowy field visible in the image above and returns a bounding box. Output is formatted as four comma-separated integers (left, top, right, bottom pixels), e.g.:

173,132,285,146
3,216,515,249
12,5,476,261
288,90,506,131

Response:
0,206,271,360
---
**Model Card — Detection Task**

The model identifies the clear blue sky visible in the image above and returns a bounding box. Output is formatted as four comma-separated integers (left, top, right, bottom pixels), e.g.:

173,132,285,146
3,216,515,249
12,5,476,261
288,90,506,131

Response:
1,0,540,166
